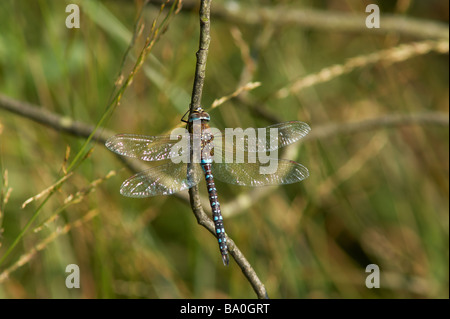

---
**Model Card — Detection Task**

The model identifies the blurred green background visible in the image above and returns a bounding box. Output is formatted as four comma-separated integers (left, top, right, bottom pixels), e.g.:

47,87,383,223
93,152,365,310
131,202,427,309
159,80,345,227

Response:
0,0,448,298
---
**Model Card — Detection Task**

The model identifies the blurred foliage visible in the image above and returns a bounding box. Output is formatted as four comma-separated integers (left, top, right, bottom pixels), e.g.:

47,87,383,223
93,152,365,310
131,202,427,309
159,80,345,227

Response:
0,0,448,298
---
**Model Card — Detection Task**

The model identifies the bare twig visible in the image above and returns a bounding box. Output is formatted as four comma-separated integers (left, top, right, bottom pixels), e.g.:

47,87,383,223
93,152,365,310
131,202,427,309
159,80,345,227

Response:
188,184,269,299
0,93,191,206
187,0,269,299
188,1,211,113
0,94,109,143
303,112,450,142
144,0,449,40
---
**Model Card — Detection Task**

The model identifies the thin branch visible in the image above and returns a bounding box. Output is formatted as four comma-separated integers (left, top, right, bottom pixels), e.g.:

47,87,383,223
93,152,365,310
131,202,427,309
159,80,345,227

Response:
145,0,449,40
186,0,269,299
0,93,192,205
188,1,211,113
303,112,450,142
187,183,269,299
0,94,109,143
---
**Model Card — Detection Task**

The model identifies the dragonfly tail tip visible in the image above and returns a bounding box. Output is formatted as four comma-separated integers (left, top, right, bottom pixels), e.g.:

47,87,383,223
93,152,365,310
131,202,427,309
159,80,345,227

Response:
222,254,229,266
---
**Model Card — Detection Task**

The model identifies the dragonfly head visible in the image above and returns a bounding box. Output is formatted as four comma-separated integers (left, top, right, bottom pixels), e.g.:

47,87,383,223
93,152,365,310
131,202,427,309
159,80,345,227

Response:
189,107,210,122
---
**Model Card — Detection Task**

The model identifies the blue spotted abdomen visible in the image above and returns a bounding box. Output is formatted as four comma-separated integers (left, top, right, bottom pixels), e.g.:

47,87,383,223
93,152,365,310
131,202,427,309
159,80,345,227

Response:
201,160,229,266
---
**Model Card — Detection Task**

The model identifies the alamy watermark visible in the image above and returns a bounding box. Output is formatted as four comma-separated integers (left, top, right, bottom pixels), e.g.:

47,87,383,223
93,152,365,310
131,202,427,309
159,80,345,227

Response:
65,4,80,29
365,264,380,288
365,4,380,29
65,264,80,288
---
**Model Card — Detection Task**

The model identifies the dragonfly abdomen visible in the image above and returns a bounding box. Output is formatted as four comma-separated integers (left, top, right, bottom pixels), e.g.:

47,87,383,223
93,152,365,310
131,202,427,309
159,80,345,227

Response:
201,160,229,266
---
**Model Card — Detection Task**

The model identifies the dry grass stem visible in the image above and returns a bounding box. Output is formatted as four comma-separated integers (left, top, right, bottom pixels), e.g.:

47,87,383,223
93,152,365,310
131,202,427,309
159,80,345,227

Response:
211,82,262,109
0,210,98,284
276,39,449,98
21,172,74,209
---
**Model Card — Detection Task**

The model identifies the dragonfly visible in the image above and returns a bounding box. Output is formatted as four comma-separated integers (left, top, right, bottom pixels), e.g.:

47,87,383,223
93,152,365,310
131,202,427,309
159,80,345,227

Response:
105,107,310,266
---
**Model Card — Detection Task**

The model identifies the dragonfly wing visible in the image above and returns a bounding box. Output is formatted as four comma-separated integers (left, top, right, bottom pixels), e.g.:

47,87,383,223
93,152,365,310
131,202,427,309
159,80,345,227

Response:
214,121,310,159
120,162,203,197
265,121,311,151
105,134,186,162
212,159,309,186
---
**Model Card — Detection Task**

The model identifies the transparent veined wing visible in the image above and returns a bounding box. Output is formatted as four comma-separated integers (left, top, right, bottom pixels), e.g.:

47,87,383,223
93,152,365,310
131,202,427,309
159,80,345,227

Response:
213,121,311,160
211,159,309,187
105,134,186,162
262,121,311,151
106,122,310,162
120,162,203,197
